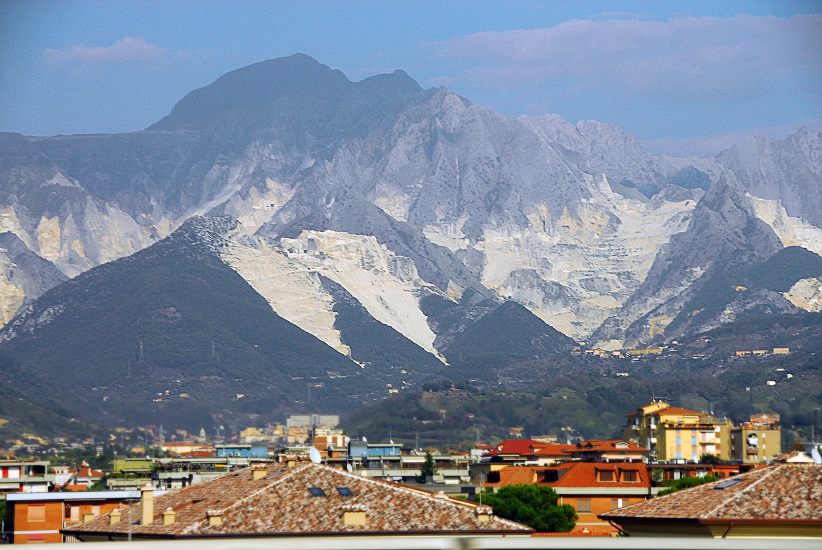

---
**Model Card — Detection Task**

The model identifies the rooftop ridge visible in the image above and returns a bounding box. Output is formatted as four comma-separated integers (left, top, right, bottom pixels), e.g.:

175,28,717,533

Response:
700,463,781,519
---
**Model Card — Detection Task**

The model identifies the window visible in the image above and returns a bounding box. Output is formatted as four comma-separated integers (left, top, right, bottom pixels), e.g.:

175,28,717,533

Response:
575,499,591,513
69,506,80,521
337,486,353,497
308,487,327,497
611,498,623,510
27,504,46,523
621,470,638,482
92,505,100,516
597,470,614,482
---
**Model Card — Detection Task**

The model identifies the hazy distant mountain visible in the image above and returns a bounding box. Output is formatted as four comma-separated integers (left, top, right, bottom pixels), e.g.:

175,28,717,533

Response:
0,54,820,429
717,127,822,227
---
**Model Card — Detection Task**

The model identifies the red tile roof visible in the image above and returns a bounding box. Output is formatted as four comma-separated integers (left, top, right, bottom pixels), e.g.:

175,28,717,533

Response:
602,463,822,522
71,462,104,479
66,462,531,538
543,462,651,489
495,439,546,455
571,440,648,453
657,406,703,416
497,466,539,486
533,444,575,457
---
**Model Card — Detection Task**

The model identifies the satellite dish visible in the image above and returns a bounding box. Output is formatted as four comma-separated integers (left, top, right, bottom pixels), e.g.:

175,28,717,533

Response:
346,463,353,473
812,446,822,465
344,437,351,447
362,436,368,443
309,447,321,464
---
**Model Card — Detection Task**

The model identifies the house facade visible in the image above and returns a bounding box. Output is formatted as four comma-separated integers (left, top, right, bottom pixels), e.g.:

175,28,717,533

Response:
3,491,138,544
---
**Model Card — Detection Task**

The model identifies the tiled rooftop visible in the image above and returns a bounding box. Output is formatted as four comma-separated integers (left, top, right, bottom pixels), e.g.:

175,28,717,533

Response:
571,440,647,453
490,462,650,489
66,462,530,538
656,406,703,417
544,462,651,488
602,463,822,521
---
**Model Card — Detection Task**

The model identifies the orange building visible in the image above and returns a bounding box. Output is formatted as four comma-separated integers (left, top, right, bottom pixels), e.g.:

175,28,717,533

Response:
487,462,652,535
4,491,139,544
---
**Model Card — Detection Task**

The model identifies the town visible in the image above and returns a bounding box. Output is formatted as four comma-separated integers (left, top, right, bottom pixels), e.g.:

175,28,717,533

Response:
2,401,820,543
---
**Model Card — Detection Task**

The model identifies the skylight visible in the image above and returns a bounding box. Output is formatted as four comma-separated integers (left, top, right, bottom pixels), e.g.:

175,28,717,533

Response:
308,487,327,497
337,486,353,497
713,478,742,490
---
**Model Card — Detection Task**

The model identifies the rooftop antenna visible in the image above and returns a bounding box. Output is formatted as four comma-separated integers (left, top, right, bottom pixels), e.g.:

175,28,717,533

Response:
138,340,144,364
309,446,321,464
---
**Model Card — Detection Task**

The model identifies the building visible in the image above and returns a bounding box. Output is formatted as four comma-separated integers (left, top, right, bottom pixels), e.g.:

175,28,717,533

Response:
214,444,268,458
730,414,782,463
482,439,575,466
63,462,531,540
0,461,53,494
601,463,822,537
159,442,215,456
627,401,732,462
3,491,139,544
567,440,649,462
485,462,652,535
66,461,104,488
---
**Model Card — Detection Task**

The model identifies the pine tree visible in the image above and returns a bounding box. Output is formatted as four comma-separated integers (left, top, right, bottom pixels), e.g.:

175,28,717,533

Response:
417,451,437,483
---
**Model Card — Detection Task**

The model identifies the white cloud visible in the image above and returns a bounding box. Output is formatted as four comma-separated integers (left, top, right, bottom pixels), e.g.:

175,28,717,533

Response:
44,36,186,65
429,14,822,103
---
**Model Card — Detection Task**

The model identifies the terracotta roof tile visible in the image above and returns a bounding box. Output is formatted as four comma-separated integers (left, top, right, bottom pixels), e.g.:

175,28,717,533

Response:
66,463,531,537
544,462,651,488
496,439,547,455
602,463,822,522
533,444,574,457
657,406,703,416
497,467,538,486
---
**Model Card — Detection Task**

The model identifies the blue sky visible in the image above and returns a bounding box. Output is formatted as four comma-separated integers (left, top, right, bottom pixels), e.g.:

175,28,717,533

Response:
1,1,820,155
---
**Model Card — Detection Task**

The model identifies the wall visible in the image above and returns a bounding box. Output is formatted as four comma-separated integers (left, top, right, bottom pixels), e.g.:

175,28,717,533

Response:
11,499,126,544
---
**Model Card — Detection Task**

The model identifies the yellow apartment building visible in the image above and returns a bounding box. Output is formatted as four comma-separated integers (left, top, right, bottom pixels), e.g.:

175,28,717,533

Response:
627,400,732,462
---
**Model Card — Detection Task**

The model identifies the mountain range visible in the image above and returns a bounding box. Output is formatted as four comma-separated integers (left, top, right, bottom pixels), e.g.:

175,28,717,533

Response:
0,54,820,431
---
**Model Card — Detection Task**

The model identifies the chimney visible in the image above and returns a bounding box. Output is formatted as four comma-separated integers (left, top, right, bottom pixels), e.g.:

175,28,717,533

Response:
252,465,267,481
109,509,122,525
162,507,176,526
474,505,493,523
206,510,223,527
287,459,296,469
341,504,367,527
82,512,95,524
140,484,154,526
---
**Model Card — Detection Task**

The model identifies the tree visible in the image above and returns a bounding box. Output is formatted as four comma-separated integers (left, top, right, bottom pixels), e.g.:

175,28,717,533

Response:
417,451,437,483
699,453,722,465
790,438,806,452
657,474,719,496
478,484,576,532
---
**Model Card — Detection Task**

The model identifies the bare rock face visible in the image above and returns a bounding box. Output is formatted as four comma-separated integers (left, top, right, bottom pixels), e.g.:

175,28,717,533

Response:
1,54,820,354
717,127,822,227
0,232,67,324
